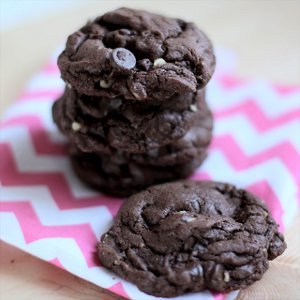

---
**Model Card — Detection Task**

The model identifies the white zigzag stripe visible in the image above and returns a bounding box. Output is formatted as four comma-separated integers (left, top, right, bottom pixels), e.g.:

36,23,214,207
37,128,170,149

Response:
0,213,228,300
207,79,300,116
0,185,113,236
26,74,64,92
0,127,98,198
214,116,300,152
200,151,298,228
2,100,65,143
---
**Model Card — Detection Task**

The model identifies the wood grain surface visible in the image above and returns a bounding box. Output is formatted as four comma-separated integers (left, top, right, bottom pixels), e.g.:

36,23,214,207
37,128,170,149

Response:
1,1,299,300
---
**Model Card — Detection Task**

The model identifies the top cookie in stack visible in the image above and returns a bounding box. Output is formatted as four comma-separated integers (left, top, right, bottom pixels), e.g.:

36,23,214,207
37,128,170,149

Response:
52,7,216,196
58,7,215,100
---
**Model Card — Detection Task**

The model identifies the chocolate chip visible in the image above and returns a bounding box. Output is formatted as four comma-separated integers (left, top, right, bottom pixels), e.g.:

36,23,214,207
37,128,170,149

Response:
137,59,153,71
112,48,136,70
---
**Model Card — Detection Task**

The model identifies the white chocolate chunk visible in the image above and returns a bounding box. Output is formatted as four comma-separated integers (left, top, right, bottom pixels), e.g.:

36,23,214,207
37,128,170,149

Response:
224,271,230,282
71,122,81,131
189,104,198,112
100,79,114,88
183,216,197,222
153,58,167,67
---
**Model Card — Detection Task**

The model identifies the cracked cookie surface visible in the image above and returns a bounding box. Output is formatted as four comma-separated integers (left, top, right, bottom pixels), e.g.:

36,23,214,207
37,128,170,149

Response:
52,88,208,153
68,111,212,197
98,181,286,297
58,7,216,100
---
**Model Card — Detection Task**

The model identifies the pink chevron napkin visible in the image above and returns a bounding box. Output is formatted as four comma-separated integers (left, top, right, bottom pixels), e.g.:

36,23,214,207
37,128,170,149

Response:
0,48,299,300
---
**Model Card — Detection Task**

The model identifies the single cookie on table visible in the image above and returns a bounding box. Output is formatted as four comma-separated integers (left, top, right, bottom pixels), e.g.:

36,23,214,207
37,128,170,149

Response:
58,7,216,101
98,181,286,297
52,88,207,153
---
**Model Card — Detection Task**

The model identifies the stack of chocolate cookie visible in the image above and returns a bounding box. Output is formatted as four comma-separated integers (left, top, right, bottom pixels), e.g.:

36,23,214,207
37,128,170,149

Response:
52,7,216,196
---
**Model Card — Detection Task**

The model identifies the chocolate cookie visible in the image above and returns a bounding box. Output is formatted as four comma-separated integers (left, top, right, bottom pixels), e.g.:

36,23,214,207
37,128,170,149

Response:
98,181,286,297
70,127,210,197
52,88,207,153
58,7,216,100
127,103,212,166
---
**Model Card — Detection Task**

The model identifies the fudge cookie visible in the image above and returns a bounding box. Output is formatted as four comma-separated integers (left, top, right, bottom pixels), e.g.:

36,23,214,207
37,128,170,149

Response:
70,146,207,197
98,181,286,297
127,101,212,166
58,7,216,100
52,88,207,153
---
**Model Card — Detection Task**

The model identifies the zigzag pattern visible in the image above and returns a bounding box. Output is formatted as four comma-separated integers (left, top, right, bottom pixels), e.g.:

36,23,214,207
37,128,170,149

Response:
216,73,300,95
1,116,66,155
0,201,98,268
214,99,300,131
215,117,300,152
0,61,299,300
208,76,300,115
0,144,122,216
0,213,127,294
211,135,299,186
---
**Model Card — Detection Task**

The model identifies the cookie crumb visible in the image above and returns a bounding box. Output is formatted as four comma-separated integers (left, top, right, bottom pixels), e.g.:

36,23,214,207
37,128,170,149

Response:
100,79,114,88
140,243,145,248
224,271,230,282
263,211,269,217
72,122,81,131
66,82,72,89
175,210,187,214
153,58,166,68
189,104,198,112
